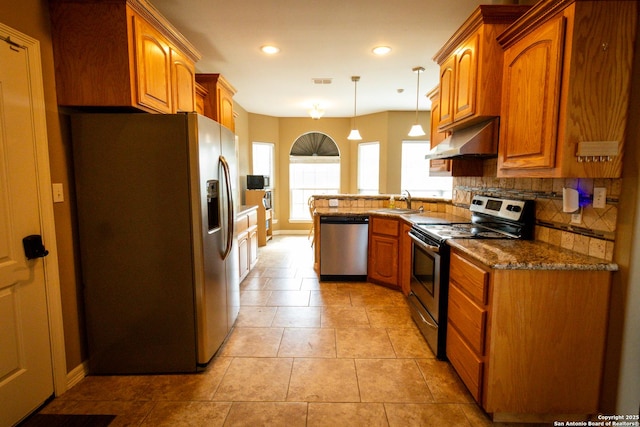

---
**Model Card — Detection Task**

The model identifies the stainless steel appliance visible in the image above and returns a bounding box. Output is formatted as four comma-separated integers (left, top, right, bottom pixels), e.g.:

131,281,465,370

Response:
71,113,239,374
247,174,270,189
319,216,369,281
407,195,534,359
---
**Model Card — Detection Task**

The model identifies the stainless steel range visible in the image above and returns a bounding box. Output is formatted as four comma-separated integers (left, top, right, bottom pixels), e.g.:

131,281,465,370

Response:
407,195,535,359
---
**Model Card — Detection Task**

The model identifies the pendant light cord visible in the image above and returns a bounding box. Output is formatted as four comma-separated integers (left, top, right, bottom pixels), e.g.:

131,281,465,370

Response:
352,76,360,126
413,67,425,123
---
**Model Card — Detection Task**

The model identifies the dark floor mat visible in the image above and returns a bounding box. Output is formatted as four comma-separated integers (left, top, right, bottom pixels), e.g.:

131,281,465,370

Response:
19,414,116,427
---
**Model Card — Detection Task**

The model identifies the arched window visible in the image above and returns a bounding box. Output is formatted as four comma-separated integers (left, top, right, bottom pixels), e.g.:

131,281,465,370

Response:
289,132,340,220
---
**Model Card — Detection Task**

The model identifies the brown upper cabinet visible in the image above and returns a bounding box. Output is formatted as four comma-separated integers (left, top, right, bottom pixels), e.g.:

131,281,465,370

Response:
433,5,531,132
427,86,450,175
497,0,637,178
427,86,483,177
195,74,237,132
49,0,200,114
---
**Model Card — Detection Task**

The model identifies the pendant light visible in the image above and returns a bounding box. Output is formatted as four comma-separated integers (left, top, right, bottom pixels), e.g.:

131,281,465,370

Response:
309,104,324,120
347,76,362,140
408,66,426,137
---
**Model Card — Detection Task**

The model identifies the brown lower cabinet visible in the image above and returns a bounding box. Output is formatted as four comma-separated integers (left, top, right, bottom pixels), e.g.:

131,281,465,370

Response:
368,216,400,289
447,249,611,422
236,208,258,281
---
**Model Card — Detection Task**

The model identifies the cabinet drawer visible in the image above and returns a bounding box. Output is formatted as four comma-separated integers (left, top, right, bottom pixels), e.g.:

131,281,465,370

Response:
447,324,483,402
371,217,399,237
450,251,489,304
448,283,487,355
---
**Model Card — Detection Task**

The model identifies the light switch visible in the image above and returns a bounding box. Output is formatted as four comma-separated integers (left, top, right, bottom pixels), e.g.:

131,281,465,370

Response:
52,183,64,203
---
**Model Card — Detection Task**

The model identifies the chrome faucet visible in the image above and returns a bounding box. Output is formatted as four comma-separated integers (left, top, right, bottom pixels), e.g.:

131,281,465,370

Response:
401,190,412,209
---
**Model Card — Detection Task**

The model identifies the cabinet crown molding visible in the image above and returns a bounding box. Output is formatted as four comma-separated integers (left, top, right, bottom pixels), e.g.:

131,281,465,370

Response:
126,0,201,62
432,5,531,64
496,0,635,49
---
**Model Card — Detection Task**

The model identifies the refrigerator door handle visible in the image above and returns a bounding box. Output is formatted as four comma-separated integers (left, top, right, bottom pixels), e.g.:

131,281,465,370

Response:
220,155,234,260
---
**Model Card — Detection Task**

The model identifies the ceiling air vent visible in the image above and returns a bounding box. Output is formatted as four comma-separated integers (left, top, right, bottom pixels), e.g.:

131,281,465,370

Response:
312,78,332,85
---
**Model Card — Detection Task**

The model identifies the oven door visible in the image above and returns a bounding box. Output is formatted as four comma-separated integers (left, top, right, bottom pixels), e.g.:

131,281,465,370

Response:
408,232,442,322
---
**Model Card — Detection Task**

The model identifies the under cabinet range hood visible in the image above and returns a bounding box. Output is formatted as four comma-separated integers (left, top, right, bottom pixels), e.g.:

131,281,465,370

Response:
425,118,499,160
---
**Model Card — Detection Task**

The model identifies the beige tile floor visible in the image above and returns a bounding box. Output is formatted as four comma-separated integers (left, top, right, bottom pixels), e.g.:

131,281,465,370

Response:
38,235,536,426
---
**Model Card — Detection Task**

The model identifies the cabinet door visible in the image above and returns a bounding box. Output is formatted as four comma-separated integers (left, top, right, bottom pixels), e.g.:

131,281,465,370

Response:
171,49,196,113
369,234,399,287
453,34,478,122
429,94,452,175
400,222,412,296
249,228,258,267
498,15,566,171
218,86,235,131
246,190,269,246
133,15,172,113
438,56,455,128
195,83,207,115
238,232,249,280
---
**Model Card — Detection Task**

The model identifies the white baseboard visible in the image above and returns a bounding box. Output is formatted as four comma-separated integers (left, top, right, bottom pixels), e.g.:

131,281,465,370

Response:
66,361,88,391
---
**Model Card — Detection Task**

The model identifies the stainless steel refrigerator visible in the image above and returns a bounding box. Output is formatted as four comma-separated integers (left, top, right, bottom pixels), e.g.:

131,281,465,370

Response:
71,113,239,374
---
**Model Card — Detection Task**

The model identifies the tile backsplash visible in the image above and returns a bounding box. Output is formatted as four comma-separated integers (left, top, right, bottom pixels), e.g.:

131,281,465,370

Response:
453,159,617,261
311,158,618,262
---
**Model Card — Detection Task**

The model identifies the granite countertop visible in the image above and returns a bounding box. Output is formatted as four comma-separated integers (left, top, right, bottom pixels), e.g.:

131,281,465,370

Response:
314,207,469,223
447,239,618,271
313,207,618,271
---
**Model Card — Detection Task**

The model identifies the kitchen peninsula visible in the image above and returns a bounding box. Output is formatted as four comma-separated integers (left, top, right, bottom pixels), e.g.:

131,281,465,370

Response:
311,193,616,423
311,194,616,275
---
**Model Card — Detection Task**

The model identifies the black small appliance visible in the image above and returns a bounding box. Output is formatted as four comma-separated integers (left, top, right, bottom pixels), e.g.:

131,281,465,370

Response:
247,175,270,189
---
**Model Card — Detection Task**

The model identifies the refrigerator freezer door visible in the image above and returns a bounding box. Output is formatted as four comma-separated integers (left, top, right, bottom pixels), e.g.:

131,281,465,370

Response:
72,113,198,373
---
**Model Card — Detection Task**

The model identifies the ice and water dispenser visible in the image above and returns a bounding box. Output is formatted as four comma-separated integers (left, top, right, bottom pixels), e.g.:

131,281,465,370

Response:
207,180,220,231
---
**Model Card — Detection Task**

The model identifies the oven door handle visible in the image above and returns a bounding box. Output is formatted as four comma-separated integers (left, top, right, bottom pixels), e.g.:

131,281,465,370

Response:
407,294,438,329
409,232,441,254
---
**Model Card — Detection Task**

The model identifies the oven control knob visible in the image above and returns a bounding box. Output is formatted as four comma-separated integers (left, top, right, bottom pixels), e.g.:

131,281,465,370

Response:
507,205,522,212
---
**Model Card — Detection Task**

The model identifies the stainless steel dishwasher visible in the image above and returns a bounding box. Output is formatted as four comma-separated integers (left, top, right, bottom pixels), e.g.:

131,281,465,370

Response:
319,216,369,281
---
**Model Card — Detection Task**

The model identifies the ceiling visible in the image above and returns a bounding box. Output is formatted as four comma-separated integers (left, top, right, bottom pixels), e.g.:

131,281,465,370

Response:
151,0,493,118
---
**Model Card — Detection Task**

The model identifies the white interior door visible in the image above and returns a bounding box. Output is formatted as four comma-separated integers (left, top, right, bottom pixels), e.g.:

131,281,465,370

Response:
0,34,55,426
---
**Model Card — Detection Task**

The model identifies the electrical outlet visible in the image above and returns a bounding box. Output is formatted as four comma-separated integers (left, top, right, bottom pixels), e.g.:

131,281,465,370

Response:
571,209,582,224
593,187,606,209
52,183,64,203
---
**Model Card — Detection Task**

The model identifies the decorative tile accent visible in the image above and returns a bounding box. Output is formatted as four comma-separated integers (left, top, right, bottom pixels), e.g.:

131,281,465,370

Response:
452,162,620,260
310,177,619,261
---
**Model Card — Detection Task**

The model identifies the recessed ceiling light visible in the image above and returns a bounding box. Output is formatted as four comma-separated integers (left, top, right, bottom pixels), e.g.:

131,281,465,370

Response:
372,46,392,56
260,45,280,54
